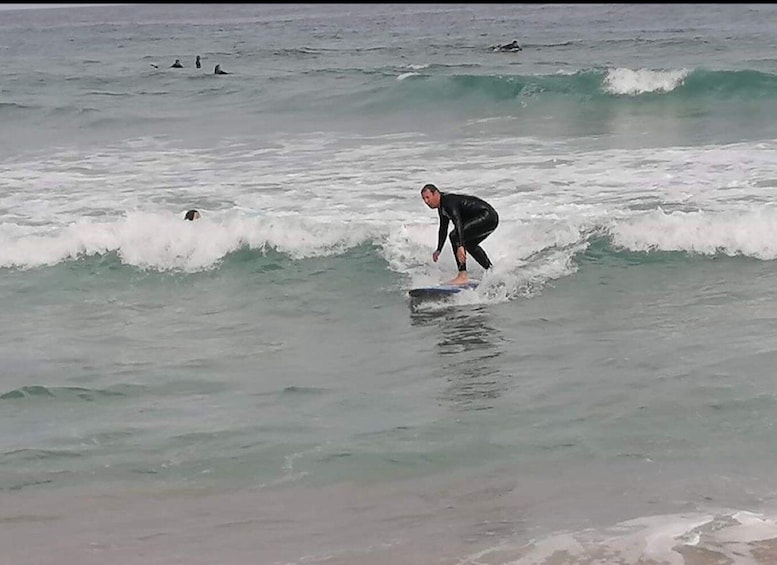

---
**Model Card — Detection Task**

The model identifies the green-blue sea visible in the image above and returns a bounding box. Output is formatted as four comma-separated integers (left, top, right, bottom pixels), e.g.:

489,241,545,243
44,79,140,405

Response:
3,4,777,564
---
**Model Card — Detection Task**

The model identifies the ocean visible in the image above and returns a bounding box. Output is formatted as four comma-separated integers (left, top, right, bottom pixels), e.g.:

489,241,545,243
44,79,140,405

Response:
3,3,777,564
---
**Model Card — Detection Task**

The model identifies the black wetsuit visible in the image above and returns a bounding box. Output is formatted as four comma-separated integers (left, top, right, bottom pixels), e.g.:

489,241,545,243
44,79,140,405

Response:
436,192,499,271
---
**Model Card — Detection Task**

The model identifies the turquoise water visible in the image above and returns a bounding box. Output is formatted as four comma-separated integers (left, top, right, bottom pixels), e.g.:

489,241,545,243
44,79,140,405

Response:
4,4,777,564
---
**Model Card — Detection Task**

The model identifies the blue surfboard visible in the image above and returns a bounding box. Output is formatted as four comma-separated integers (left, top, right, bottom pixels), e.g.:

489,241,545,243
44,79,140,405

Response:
408,281,479,299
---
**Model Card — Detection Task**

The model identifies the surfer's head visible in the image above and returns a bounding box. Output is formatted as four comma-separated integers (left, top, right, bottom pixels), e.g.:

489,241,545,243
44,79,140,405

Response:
421,183,441,209
184,209,201,221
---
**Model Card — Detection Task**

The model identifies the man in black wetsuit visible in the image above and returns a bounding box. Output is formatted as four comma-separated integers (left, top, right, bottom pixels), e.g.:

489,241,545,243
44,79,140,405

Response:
420,183,499,285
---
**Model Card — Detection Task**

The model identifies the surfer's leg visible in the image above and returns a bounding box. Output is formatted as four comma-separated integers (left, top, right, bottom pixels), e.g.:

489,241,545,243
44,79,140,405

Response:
449,230,467,272
460,212,498,270
466,244,492,270
448,230,469,285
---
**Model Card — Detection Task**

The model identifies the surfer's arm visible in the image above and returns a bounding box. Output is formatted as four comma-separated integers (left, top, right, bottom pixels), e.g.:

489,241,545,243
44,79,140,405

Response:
448,206,465,250
436,212,449,253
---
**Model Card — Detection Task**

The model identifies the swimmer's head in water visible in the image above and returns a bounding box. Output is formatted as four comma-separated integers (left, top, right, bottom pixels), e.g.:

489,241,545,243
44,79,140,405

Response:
184,209,201,221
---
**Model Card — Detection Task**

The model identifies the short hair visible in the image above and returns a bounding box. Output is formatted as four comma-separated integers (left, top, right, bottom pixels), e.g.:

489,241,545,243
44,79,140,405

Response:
421,183,439,194
184,209,199,221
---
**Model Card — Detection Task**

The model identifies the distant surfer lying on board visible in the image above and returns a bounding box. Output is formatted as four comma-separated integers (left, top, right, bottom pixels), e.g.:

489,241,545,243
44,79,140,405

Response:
420,183,499,286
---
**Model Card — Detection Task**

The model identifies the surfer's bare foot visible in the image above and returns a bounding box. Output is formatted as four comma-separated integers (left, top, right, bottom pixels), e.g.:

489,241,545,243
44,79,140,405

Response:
448,273,469,286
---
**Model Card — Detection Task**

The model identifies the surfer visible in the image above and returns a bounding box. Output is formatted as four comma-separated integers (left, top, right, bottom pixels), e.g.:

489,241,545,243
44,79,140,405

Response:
493,40,522,52
171,59,183,68
421,183,499,286
214,64,229,75
184,209,201,221
195,55,201,69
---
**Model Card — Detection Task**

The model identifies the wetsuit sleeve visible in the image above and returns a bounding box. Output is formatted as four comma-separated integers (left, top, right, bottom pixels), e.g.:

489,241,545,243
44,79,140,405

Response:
436,209,449,253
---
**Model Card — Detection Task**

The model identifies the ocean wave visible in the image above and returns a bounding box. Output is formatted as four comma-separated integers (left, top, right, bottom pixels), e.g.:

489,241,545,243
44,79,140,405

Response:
0,212,379,272
383,67,777,103
466,509,777,565
610,207,777,259
4,205,777,281
5,66,777,129
0,101,40,113
0,384,129,401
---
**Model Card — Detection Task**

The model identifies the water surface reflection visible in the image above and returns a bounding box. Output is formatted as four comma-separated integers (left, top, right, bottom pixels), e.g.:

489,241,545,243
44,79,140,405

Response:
410,305,510,411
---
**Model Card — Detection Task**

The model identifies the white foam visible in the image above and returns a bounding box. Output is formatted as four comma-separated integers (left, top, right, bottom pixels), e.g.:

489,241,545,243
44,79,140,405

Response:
467,510,777,565
603,67,691,96
611,207,777,259
4,135,777,284
0,212,377,271
717,510,777,543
